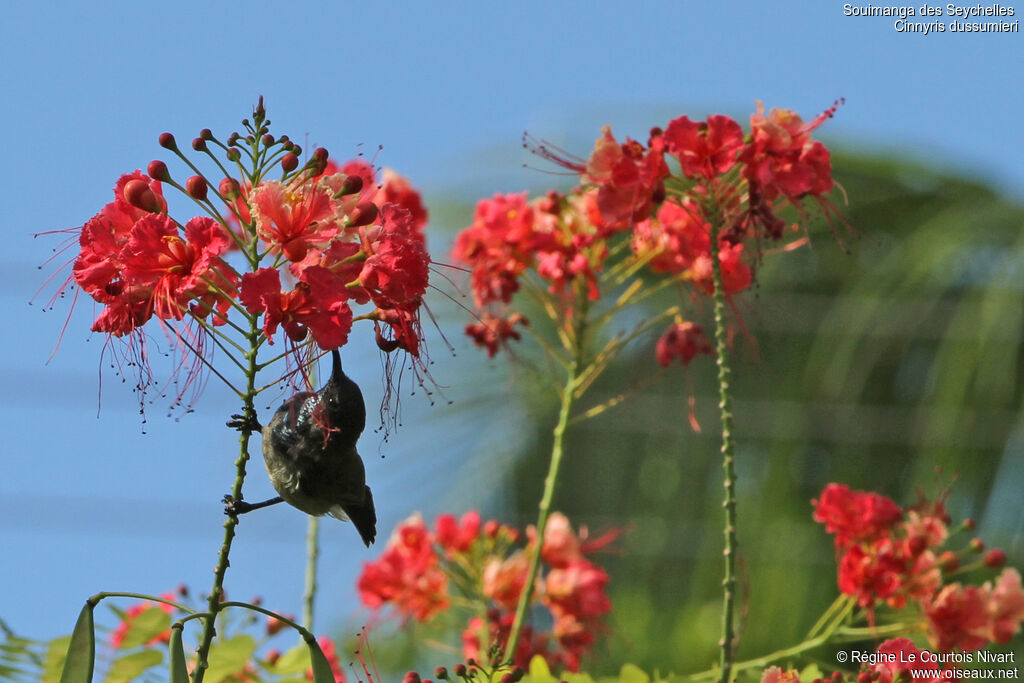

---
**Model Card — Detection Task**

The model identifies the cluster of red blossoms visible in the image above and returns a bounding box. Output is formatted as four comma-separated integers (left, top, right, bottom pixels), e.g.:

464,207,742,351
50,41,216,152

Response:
357,511,616,672
44,100,430,401
813,483,1024,652
453,101,843,362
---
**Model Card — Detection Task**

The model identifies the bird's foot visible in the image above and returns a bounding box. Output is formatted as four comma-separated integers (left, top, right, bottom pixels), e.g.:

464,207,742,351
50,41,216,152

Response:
223,494,283,517
227,411,261,433
223,494,254,517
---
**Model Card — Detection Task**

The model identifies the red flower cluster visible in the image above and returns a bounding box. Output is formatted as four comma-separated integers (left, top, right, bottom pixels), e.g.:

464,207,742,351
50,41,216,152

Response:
813,483,1024,652
357,510,615,672
454,103,841,363
41,105,433,409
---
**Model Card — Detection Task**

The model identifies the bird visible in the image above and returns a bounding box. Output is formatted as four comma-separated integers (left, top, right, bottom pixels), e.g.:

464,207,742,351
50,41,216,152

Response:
225,349,377,546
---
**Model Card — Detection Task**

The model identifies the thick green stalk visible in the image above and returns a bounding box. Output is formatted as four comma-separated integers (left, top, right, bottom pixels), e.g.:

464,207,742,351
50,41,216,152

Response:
504,358,581,662
191,320,261,683
709,209,739,683
304,517,320,629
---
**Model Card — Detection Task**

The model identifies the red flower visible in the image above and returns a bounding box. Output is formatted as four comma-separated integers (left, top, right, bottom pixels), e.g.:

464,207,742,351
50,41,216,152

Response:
239,266,353,349
435,510,481,554
374,168,428,233
543,559,611,622
924,582,991,652
870,639,946,683
482,552,532,612
120,215,236,323
741,102,835,202
813,483,903,549
357,514,449,622
358,204,430,312
465,313,528,357
632,199,710,274
461,611,557,671
663,114,744,180
453,193,535,307
251,180,339,261
760,667,802,683
655,322,713,368
581,126,668,230
837,540,908,608
987,568,1024,644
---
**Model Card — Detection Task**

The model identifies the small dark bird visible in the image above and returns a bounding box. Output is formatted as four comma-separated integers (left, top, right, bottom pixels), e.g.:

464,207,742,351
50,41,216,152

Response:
225,349,376,546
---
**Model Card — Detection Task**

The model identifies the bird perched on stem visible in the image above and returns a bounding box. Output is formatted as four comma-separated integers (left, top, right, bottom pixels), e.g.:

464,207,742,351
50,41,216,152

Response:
225,349,377,546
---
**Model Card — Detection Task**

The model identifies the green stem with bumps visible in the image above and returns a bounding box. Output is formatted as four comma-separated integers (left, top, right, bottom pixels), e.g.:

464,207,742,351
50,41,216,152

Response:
708,202,739,683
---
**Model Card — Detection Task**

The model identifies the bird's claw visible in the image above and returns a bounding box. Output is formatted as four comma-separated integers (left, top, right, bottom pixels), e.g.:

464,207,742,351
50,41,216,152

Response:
223,494,255,517
227,412,261,432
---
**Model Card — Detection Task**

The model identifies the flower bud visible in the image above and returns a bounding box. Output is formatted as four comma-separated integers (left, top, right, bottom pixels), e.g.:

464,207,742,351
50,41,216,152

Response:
186,175,208,201
158,132,178,150
200,128,213,141
228,132,240,145
338,174,363,196
510,667,524,681
291,144,302,157
282,237,308,262
147,160,170,181
219,177,241,200
402,673,421,683
226,148,241,162
313,147,329,163
858,673,873,683
348,202,379,228
434,667,448,680
266,615,286,636
123,179,161,213
453,664,467,677
964,518,976,530
984,549,1006,568
500,675,514,683
940,550,959,572
262,134,274,147
265,649,280,666
281,153,299,173
192,137,207,152
970,538,985,553
484,520,500,538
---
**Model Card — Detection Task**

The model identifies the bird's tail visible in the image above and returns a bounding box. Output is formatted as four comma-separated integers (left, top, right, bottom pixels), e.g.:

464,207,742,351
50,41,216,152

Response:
344,486,377,547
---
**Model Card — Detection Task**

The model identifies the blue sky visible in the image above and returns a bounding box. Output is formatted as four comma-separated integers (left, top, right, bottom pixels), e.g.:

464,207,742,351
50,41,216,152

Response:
2,0,1022,641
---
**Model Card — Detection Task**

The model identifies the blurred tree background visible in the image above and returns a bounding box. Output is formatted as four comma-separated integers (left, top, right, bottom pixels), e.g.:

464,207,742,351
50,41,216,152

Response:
410,147,1024,674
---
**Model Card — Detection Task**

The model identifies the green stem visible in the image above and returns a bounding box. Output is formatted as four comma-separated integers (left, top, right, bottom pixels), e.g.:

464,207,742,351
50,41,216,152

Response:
708,202,739,683
304,516,320,629
191,321,261,683
504,351,582,661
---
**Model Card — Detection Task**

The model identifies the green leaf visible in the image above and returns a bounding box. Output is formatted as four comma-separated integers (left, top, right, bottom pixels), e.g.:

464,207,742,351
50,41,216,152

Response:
306,638,335,683
104,650,163,683
204,635,257,683
168,627,189,683
58,604,95,683
562,672,597,683
42,636,72,683
525,655,557,683
117,608,172,651
268,643,311,676
618,664,650,683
